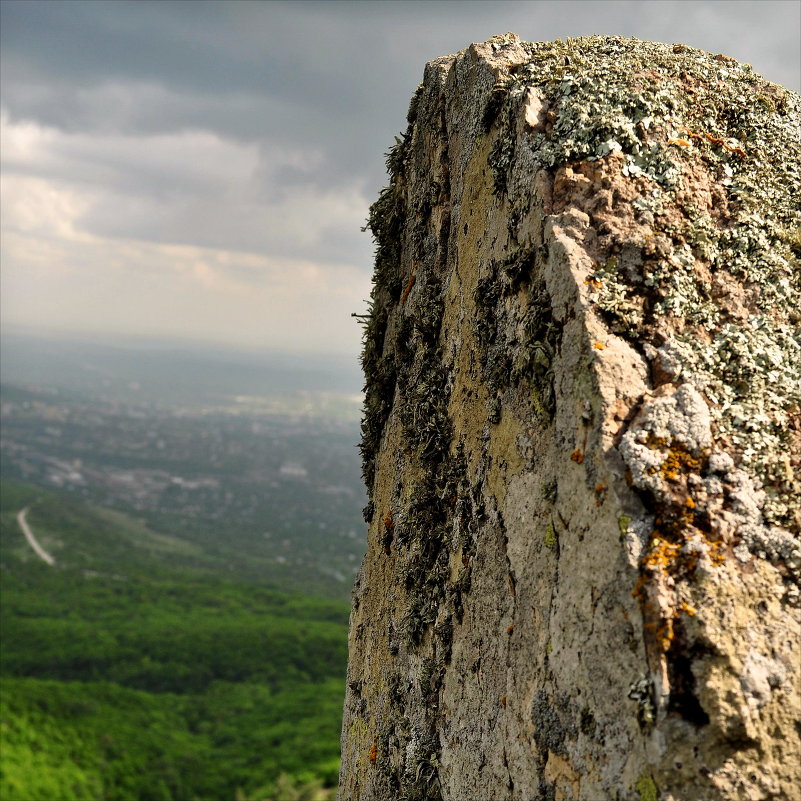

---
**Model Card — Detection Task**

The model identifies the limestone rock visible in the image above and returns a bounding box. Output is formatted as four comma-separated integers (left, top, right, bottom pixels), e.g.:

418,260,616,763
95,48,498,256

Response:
340,34,801,801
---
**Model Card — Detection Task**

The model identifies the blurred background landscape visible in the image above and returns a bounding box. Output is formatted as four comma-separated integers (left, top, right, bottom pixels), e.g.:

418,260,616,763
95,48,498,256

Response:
0,2,797,800
1,335,363,800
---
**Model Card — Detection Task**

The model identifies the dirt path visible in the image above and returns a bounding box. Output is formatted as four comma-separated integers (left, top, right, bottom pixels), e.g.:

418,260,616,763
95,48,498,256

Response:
17,507,56,566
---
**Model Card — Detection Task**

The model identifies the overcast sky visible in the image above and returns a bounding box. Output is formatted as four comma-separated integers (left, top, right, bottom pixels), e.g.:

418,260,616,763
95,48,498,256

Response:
2,0,799,357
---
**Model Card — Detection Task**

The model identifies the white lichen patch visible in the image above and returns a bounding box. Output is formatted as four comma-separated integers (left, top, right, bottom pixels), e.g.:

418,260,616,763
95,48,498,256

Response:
669,319,801,526
492,35,800,542
523,86,547,131
620,384,711,497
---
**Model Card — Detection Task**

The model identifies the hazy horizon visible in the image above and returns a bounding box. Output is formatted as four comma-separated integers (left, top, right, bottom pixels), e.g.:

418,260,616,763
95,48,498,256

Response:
2,0,799,358
0,329,365,407
0,321,367,362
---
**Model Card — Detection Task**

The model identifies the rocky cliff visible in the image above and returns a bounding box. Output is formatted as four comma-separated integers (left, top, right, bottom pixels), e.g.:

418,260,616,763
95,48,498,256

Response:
339,35,800,801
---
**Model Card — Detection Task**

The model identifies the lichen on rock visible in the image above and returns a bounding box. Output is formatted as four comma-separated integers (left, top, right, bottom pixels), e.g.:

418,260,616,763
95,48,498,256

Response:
341,34,801,801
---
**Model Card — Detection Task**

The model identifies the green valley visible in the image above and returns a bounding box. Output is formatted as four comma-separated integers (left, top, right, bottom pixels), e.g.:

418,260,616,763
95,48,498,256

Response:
0,480,349,800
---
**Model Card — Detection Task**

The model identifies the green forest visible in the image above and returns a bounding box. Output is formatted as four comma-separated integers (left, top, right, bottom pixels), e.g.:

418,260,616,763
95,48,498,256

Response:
0,480,349,800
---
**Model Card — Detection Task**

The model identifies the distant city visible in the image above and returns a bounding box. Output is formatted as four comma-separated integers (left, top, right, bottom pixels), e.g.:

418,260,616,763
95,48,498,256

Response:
0,333,367,599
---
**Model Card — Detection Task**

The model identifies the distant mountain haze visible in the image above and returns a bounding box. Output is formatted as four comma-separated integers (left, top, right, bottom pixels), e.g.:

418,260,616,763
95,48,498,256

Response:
0,332,363,407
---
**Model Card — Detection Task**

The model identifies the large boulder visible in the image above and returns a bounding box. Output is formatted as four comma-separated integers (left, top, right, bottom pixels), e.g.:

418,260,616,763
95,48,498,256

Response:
340,34,800,801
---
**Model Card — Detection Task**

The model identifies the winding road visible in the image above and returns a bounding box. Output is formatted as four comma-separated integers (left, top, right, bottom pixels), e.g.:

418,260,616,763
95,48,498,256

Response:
17,506,56,566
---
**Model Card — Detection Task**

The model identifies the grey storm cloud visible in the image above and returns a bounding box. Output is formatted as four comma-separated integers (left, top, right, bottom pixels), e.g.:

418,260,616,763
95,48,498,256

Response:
1,0,798,353
3,0,799,195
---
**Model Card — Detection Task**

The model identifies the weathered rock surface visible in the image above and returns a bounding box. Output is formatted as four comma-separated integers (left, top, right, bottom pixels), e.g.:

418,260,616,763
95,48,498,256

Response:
340,35,800,801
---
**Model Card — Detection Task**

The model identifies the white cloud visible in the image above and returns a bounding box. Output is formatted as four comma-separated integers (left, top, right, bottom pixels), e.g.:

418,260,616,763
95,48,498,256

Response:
0,110,373,354
0,109,371,255
0,217,372,353
4,107,264,198
4,0,796,358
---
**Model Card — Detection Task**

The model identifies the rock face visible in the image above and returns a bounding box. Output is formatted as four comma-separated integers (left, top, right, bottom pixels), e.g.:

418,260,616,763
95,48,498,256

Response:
339,35,800,801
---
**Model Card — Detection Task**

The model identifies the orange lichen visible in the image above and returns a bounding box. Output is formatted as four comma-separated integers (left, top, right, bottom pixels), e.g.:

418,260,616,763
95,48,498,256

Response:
654,443,707,483
368,742,378,765
401,271,416,304
570,449,584,464
594,482,608,507
506,624,515,635
633,441,727,655
643,617,675,653
678,125,747,158
640,537,682,573
707,540,726,566
593,341,606,350
639,598,700,654
632,577,647,601
382,509,395,555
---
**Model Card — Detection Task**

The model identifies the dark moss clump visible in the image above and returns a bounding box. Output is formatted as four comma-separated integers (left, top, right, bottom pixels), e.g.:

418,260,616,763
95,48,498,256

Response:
579,706,597,738
386,132,411,182
406,83,424,126
541,478,558,504
359,304,395,491
401,733,443,801
482,78,511,132
501,246,537,291
484,77,520,195
359,126,412,496
474,272,505,387
365,184,405,301
399,452,465,647
388,672,406,710
391,272,451,467
530,690,578,758
488,132,515,196
511,280,561,415
474,253,562,416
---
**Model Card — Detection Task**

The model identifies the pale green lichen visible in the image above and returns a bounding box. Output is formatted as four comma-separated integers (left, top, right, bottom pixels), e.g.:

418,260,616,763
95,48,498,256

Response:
628,675,656,727
668,322,800,526
349,717,369,742
488,36,800,539
544,521,557,549
635,773,659,801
